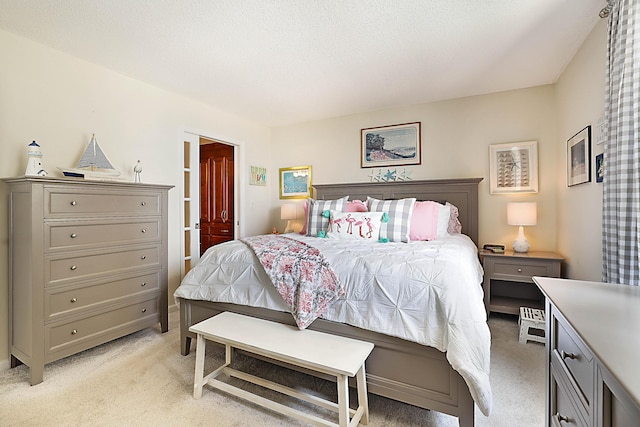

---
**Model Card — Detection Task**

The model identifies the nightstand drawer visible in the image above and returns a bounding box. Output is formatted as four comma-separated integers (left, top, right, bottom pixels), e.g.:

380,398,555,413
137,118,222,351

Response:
493,261,550,281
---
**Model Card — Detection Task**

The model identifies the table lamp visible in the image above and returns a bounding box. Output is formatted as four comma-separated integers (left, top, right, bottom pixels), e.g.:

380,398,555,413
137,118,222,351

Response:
507,202,537,253
281,204,297,233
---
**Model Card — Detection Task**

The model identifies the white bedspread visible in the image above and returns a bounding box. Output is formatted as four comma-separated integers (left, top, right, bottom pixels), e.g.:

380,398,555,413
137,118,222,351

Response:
174,233,492,415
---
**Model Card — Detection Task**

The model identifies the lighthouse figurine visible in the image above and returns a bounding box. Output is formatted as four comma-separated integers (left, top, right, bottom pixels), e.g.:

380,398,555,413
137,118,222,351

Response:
25,141,48,176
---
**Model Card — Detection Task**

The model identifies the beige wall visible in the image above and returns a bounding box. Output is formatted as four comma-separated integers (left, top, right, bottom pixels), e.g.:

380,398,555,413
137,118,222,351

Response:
555,20,607,280
0,30,273,368
272,86,560,251
272,21,608,282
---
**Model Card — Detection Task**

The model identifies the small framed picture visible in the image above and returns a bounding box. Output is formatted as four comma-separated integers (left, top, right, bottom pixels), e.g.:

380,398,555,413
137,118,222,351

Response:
250,166,267,186
595,153,604,183
567,126,591,186
279,166,312,199
489,140,538,194
361,122,421,168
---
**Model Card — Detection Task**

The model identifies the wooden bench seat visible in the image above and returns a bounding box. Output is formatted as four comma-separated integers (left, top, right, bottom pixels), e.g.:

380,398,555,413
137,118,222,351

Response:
189,312,375,427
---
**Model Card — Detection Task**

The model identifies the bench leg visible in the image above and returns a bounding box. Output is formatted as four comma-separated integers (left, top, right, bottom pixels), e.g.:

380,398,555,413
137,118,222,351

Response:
337,374,349,427
193,333,206,399
356,364,369,425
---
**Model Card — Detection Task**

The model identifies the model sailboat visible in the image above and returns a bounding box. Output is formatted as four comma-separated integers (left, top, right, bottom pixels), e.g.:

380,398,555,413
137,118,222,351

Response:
61,134,121,178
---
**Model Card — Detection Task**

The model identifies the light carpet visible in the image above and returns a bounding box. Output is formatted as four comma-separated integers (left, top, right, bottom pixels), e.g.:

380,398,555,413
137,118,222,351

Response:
0,311,545,426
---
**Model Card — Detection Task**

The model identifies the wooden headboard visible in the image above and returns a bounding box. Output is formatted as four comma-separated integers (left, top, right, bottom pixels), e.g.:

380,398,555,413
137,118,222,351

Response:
313,178,482,246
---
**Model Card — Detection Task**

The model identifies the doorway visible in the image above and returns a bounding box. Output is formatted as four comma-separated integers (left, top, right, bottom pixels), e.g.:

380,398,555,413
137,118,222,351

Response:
199,138,235,255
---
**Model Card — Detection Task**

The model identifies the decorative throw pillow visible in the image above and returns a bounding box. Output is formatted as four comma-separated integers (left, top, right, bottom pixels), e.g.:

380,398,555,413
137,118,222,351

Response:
410,201,451,241
366,197,416,242
306,196,349,236
345,200,367,212
326,211,383,241
299,200,309,235
446,202,463,234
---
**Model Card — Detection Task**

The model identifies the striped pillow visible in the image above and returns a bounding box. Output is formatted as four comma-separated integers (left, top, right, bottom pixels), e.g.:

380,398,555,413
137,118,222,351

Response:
306,196,349,236
366,197,416,242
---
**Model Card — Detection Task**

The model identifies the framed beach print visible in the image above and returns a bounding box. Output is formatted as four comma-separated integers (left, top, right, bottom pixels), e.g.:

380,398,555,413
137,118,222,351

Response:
361,122,421,168
279,166,312,199
489,140,538,194
567,126,591,186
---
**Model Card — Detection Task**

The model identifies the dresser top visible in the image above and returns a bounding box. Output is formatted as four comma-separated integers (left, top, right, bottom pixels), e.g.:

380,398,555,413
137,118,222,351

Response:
2,175,173,190
533,276,640,407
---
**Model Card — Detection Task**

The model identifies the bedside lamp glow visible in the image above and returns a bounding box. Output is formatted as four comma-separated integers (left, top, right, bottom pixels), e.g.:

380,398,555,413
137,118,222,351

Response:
507,202,537,253
281,204,297,234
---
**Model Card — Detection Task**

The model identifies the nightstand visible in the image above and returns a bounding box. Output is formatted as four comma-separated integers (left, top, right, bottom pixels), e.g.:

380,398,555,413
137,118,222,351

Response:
480,250,563,315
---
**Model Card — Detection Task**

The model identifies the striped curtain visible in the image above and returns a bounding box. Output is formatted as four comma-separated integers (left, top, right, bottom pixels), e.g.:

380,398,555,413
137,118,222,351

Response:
602,0,640,284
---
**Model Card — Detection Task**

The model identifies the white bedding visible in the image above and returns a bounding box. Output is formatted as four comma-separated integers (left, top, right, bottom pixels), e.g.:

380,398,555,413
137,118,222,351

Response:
174,233,492,415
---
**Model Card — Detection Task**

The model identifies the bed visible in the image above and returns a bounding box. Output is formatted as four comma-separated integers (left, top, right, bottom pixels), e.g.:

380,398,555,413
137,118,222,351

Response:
175,178,488,427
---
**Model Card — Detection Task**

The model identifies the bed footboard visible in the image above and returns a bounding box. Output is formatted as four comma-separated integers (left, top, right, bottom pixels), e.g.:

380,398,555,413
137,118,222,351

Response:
178,298,475,426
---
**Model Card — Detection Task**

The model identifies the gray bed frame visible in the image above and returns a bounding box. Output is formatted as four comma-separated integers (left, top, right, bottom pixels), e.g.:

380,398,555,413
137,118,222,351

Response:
178,178,483,427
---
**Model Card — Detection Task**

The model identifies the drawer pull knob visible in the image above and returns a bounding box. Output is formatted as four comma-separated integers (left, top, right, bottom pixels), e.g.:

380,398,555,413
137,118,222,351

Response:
141,229,147,233
70,265,77,271
71,329,78,335
221,229,229,233
554,413,569,423
141,255,147,260
561,350,577,360
141,282,146,287
141,201,146,206
141,308,147,313
517,268,523,273
70,201,77,206
70,297,77,303
70,233,77,238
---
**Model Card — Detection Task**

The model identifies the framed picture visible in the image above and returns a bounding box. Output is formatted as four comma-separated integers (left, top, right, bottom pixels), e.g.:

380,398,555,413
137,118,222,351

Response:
361,122,421,168
595,153,604,183
489,140,538,194
279,166,312,199
567,126,591,186
250,165,267,186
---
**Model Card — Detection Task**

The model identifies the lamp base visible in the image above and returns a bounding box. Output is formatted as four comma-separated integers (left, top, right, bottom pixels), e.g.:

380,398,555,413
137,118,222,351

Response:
283,220,294,234
512,225,530,253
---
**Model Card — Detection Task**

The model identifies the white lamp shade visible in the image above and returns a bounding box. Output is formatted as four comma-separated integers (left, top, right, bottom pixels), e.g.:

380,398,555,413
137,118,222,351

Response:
280,204,297,220
507,202,537,226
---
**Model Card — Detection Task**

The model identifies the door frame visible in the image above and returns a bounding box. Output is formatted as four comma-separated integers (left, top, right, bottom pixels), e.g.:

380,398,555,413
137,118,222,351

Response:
180,130,243,278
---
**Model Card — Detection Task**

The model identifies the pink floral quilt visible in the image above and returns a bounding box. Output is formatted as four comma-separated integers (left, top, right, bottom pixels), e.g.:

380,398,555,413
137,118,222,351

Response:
242,235,344,329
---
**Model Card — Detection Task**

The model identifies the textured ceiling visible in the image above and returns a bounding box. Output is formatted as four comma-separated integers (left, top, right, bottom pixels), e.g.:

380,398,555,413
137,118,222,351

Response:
0,0,604,127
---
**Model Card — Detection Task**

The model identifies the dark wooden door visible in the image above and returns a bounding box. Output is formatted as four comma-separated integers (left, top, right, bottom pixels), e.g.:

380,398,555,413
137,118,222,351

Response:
200,141,234,254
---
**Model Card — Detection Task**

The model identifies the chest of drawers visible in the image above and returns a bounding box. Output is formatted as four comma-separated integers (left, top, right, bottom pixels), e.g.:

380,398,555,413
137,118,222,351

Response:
534,277,640,427
3,176,172,385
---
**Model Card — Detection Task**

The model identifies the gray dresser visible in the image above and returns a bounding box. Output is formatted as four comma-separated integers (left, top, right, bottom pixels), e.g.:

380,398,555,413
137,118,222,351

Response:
3,176,172,385
534,277,640,427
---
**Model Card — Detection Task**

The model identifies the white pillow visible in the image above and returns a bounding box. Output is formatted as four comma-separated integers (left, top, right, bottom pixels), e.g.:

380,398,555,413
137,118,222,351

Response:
326,211,384,241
